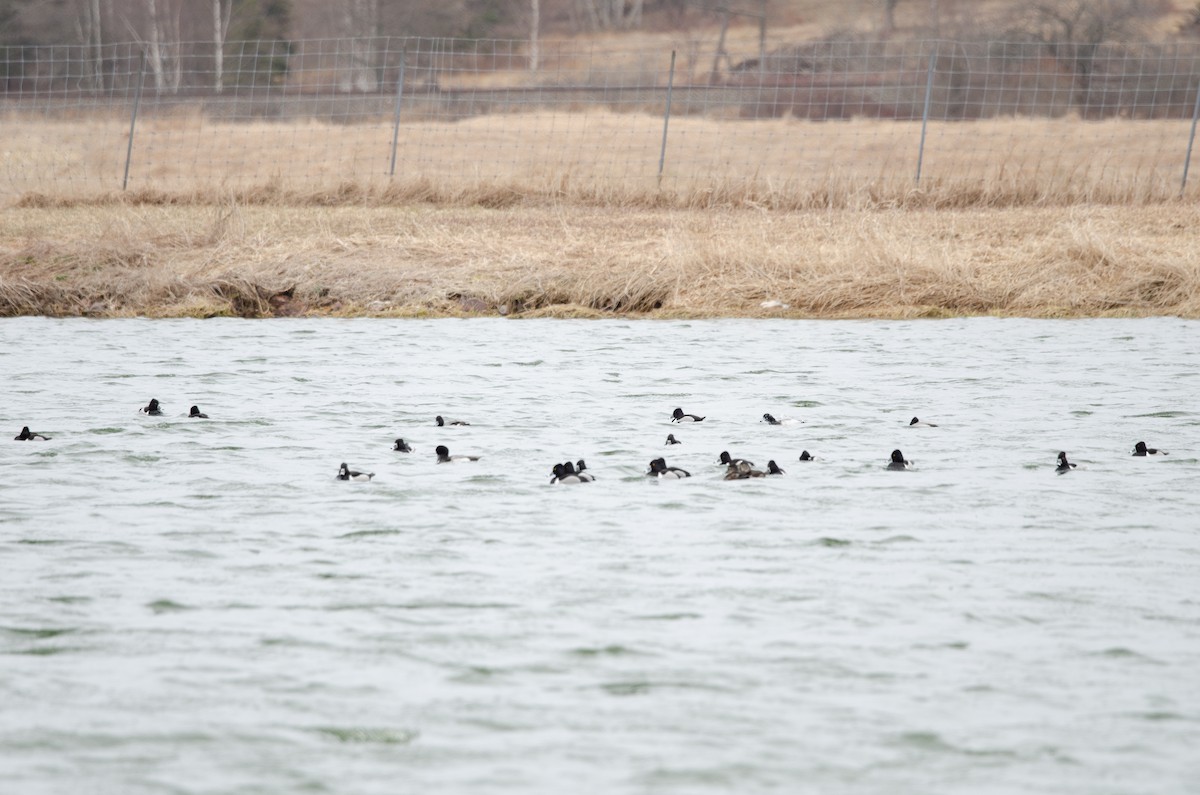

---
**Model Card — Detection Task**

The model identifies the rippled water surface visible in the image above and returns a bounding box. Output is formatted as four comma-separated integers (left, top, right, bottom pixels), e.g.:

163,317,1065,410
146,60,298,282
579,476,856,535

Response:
2,317,1199,794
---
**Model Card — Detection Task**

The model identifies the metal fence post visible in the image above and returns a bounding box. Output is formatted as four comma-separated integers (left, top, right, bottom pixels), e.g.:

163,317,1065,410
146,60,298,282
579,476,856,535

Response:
915,45,936,184
1181,77,1200,196
389,52,406,178
122,50,146,191
658,50,676,186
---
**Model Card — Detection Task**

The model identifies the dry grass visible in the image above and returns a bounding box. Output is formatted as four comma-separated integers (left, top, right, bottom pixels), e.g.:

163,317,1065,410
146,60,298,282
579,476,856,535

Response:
5,112,1198,207
6,107,1198,319
7,5,1196,319
2,201,1198,318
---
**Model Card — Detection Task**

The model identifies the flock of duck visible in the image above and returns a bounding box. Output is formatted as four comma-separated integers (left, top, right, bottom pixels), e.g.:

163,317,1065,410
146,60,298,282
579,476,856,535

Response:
11,402,1169,483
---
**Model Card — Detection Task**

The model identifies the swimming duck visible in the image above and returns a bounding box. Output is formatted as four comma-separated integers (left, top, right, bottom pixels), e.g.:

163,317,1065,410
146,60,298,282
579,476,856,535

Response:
574,460,596,482
671,408,705,423
762,413,782,425
909,417,937,427
140,398,164,416
14,426,50,441
551,463,582,484
647,457,690,478
887,449,913,470
798,451,814,461
665,434,681,445
393,438,413,452
188,405,208,419
1055,452,1076,473
717,451,755,468
724,460,766,480
1132,441,1167,456
436,444,479,463
337,462,374,481
766,460,785,475
436,415,470,427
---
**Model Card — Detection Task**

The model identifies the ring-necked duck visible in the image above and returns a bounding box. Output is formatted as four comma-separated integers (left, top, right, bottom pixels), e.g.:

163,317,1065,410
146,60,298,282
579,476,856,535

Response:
140,399,163,416
436,444,479,463
671,408,705,423
14,426,50,441
436,415,470,427
647,457,691,478
1055,452,1076,473
1132,441,1167,456
724,460,766,480
393,438,412,452
574,460,596,482
188,405,208,419
551,463,582,484
766,460,785,475
551,461,593,483
337,462,374,481
717,451,755,467
909,417,937,427
798,450,814,461
887,449,913,470
665,434,681,445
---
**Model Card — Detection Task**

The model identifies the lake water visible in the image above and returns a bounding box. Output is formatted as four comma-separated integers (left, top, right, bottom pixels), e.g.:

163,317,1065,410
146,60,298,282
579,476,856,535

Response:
2,317,1198,794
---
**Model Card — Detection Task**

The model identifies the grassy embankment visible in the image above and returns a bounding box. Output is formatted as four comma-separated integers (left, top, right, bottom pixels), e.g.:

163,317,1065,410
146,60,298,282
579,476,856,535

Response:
2,113,1199,318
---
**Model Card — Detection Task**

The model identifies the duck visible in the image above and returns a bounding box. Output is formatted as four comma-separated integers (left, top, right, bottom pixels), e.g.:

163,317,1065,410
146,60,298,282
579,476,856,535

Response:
551,463,582,484
798,450,815,461
337,462,374,481
763,412,800,427
665,433,681,445
14,426,50,441
647,457,690,479
1055,451,1076,473
766,460,786,475
671,408,705,423
436,415,470,427
909,417,938,427
436,444,479,463
887,449,913,470
724,460,766,480
393,438,413,452
717,451,755,468
140,398,164,416
188,405,208,419
574,460,596,482
1132,441,1167,456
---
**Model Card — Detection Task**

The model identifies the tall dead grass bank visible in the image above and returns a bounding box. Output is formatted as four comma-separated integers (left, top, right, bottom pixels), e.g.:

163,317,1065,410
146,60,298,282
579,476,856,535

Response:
2,201,1197,318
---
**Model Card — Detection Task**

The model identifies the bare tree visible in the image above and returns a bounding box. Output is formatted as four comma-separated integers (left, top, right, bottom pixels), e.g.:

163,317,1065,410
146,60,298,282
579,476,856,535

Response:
530,0,539,72
343,0,380,91
127,0,183,93
573,0,643,31
73,0,105,89
212,0,232,92
883,0,900,33
1010,0,1158,112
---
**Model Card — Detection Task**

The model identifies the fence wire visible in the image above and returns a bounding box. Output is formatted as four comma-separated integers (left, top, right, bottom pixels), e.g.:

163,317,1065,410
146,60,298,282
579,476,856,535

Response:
3,36,1200,198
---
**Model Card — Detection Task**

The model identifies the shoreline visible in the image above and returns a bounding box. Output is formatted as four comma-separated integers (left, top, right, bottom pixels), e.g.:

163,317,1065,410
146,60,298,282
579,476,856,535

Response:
3,203,1198,319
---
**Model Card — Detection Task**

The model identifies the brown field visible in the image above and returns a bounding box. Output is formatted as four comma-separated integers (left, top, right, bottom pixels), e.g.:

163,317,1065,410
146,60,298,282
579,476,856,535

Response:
3,107,1199,320
4,113,1198,204
2,199,1198,319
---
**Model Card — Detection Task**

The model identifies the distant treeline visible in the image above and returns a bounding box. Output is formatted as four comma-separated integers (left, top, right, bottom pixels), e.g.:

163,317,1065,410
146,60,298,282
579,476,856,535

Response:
4,36,1200,122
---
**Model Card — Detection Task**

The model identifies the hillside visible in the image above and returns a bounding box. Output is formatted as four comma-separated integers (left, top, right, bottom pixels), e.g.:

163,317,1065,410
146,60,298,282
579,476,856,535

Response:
523,0,1191,47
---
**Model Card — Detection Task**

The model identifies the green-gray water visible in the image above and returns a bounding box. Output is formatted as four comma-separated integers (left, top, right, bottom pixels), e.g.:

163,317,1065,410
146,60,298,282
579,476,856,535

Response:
3,318,1198,794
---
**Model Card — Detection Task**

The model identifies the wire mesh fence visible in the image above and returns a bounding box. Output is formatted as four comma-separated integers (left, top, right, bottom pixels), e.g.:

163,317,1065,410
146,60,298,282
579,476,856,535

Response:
4,36,1200,200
